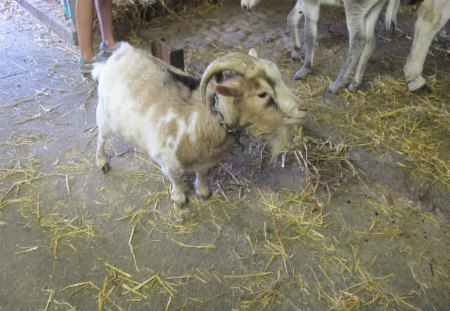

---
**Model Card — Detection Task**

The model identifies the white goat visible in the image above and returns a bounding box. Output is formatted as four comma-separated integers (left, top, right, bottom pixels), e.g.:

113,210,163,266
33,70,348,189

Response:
242,0,450,93
92,43,307,206
242,0,399,92
404,0,450,92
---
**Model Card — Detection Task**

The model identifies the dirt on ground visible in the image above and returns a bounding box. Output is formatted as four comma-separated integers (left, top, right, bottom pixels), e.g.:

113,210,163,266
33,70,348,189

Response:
1,0,449,310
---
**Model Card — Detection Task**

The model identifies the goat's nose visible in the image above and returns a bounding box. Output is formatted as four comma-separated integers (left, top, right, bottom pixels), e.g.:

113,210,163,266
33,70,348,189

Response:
242,4,248,10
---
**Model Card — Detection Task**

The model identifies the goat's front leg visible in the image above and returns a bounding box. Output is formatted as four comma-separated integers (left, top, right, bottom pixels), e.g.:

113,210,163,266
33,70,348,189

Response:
166,168,188,206
195,168,211,199
404,0,450,92
294,0,320,80
288,0,305,60
328,11,365,93
96,107,111,174
349,0,385,91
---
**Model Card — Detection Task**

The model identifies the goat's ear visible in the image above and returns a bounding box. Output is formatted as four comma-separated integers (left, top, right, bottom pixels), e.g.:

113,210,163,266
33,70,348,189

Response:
214,84,243,97
248,48,258,58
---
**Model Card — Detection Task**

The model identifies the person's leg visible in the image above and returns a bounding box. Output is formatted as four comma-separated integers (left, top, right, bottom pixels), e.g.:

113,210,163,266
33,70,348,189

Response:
76,0,95,62
95,0,116,49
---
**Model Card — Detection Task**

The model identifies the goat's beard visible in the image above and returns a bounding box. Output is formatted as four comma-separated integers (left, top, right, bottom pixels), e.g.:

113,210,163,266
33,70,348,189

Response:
268,125,292,164
248,114,294,165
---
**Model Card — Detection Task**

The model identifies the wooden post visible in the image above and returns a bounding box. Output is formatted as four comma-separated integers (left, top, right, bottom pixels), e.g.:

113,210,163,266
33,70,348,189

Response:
150,40,185,71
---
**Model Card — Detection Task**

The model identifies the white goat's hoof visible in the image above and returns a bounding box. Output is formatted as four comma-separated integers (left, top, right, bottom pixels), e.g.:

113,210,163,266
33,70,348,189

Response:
98,161,111,174
407,76,429,94
293,67,312,80
101,163,111,174
328,81,343,93
348,81,361,92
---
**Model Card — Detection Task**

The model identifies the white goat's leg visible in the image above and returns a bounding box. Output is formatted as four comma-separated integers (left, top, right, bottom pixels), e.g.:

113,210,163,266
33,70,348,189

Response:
328,7,365,93
349,0,386,91
167,168,187,206
96,104,111,173
404,0,450,92
294,0,320,80
195,168,211,199
384,0,400,33
288,0,305,60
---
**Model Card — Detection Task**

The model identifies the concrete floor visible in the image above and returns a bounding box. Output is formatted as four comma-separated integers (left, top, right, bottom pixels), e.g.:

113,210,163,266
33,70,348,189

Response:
1,0,450,310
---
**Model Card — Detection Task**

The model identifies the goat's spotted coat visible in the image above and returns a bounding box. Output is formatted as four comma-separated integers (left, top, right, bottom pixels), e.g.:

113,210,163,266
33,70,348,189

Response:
93,43,307,205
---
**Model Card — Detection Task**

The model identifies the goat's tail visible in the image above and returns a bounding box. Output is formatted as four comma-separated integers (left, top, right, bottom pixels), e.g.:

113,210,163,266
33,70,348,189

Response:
92,63,106,82
385,0,400,31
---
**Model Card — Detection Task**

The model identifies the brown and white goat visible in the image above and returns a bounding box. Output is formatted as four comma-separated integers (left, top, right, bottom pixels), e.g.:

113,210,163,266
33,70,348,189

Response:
92,43,307,206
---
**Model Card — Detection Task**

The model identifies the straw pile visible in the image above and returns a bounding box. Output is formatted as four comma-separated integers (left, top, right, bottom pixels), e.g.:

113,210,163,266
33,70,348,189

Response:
110,0,218,39
291,73,450,191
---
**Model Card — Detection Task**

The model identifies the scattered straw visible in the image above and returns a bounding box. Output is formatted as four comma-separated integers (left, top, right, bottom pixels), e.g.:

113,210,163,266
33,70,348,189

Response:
128,226,140,272
43,289,55,311
169,237,215,249
15,245,39,255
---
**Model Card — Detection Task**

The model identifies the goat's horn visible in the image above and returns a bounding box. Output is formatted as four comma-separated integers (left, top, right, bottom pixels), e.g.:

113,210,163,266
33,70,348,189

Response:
200,53,261,106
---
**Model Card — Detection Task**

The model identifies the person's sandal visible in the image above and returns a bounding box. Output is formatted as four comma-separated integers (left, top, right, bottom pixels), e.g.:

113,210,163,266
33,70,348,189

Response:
98,42,119,58
78,55,101,74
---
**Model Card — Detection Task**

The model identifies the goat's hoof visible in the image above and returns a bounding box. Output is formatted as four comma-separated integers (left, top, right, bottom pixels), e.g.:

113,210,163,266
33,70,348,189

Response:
100,162,111,174
347,82,361,92
412,84,432,95
293,67,311,80
293,73,302,80
328,81,342,94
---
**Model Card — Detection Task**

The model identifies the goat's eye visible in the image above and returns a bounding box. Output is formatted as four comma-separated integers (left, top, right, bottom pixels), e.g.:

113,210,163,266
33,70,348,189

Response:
257,92,268,98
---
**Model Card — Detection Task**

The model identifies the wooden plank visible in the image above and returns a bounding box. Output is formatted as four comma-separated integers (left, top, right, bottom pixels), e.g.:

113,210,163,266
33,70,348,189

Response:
151,39,184,71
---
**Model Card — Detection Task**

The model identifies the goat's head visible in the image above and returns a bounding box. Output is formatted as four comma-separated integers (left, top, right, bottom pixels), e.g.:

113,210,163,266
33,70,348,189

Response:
200,49,308,163
241,0,262,11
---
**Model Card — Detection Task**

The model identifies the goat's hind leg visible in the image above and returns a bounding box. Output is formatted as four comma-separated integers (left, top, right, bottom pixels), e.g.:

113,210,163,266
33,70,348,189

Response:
328,5,366,93
349,0,386,91
288,0,305,60
294,0,320,80
404,0,450,92
96,105,111,174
